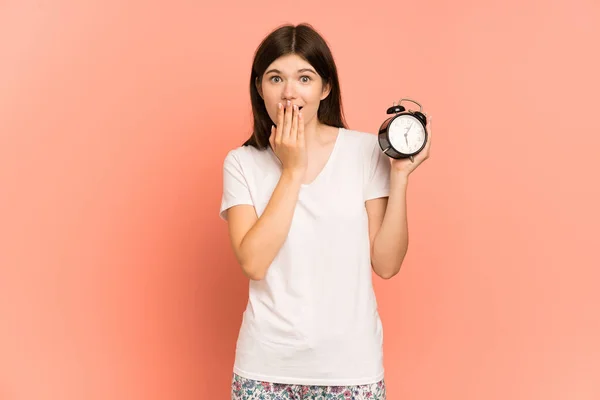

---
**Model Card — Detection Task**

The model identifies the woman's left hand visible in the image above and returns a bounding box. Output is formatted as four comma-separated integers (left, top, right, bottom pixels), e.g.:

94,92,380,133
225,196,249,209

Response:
390,115,432,177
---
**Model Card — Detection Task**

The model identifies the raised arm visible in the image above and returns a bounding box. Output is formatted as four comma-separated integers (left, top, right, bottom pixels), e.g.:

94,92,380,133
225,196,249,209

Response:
225,101,306,280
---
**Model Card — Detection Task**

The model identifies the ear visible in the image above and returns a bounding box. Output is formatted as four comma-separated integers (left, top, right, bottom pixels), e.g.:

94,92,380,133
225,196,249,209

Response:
320,80,332,101
255,77,263,99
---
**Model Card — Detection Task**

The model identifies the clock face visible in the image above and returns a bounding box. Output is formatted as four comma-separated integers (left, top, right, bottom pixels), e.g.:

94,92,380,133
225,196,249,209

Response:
388,114,426,155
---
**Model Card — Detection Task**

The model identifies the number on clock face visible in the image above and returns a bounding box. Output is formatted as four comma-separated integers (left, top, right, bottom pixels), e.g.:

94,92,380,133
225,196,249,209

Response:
388,115,426,154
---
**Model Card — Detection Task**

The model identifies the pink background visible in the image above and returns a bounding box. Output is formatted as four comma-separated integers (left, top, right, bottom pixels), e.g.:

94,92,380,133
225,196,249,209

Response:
1,1,599,399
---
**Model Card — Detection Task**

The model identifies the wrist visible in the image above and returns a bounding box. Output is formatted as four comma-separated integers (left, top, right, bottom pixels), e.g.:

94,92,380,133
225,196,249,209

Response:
281,168,304,185
390,170,409,187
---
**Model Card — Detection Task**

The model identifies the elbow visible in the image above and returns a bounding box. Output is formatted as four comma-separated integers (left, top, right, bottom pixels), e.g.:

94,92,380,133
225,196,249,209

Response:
371,258,402,280
236,249,268,280
374,267,399,280
241,262,267,281
371,245,407,280
247,271,266,281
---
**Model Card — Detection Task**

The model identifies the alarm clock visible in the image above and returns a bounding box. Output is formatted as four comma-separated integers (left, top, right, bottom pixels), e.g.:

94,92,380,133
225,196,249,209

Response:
378,98,428,162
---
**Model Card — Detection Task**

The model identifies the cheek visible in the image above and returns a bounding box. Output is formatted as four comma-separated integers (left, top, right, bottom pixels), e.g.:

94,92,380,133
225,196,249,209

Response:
259,90,279,120
305,87,325,104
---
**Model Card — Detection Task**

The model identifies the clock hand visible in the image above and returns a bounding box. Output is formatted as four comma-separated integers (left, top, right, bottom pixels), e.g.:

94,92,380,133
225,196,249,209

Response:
405,123,412,146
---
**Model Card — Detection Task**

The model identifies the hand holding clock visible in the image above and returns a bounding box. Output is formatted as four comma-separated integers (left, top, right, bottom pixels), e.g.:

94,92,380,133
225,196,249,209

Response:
390,115,432,177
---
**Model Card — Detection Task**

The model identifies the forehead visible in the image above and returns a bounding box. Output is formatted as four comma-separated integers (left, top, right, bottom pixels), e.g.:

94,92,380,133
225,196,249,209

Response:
265,54,315,74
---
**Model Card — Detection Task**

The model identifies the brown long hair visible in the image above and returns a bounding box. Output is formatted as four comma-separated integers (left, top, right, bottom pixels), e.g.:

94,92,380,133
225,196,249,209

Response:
243,23,348,149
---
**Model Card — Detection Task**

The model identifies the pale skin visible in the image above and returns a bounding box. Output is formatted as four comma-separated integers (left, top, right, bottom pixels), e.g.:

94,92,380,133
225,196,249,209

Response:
226,54,432,280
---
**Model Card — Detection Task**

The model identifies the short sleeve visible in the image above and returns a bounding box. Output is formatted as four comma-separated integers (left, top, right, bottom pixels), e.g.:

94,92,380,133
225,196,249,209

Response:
364,138,391,201
219,150,254,220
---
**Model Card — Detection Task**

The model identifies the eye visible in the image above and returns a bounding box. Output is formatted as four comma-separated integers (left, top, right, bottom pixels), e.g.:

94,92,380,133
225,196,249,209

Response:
268,75,311,84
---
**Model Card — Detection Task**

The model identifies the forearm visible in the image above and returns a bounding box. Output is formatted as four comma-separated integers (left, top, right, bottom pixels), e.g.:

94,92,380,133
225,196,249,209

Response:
238,171,302,280
372,174,409,279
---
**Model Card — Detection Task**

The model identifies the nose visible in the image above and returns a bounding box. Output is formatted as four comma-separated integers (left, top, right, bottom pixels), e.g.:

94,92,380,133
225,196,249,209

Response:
281,81,297,101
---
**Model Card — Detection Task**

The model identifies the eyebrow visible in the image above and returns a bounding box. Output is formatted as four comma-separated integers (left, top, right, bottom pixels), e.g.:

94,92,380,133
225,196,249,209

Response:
265,68,317,75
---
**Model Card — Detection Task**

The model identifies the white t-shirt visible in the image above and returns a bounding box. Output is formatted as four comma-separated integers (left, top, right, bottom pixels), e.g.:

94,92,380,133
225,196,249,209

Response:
219,127,391,386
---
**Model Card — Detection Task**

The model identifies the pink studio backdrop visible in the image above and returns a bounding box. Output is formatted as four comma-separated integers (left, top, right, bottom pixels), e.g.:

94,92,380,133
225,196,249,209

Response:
1,1,599,399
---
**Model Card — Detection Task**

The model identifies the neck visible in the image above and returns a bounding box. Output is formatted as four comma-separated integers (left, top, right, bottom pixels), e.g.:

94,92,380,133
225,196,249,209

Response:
302,116,331,148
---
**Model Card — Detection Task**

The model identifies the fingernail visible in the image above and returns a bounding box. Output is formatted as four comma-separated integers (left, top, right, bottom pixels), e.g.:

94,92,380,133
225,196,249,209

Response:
286,100,291,106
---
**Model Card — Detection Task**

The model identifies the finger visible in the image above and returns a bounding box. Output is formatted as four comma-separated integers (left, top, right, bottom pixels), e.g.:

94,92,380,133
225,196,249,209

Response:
275,103,284,144
428,115,432,140
425,116,432,152
269,125,275,148
283,100,292,140
290,104,299,142
424,115,432,140
297,109,305,148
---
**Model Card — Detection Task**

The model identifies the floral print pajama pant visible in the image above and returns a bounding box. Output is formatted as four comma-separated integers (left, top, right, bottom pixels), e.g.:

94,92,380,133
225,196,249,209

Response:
231,373,386,400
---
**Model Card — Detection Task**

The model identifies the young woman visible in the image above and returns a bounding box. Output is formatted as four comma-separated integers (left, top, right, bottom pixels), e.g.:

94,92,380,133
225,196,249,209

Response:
220,23,431,400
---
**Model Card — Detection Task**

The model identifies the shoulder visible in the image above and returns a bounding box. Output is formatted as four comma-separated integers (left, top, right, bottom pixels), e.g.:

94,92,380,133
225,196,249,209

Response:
224,144,258,161
222,144,279,184
340,127,380,147
338,127,382,158
224,144,272,167
339,127,390,182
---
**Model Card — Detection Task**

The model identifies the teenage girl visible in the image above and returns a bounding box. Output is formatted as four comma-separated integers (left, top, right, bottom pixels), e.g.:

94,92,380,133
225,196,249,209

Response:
220,23,432,400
